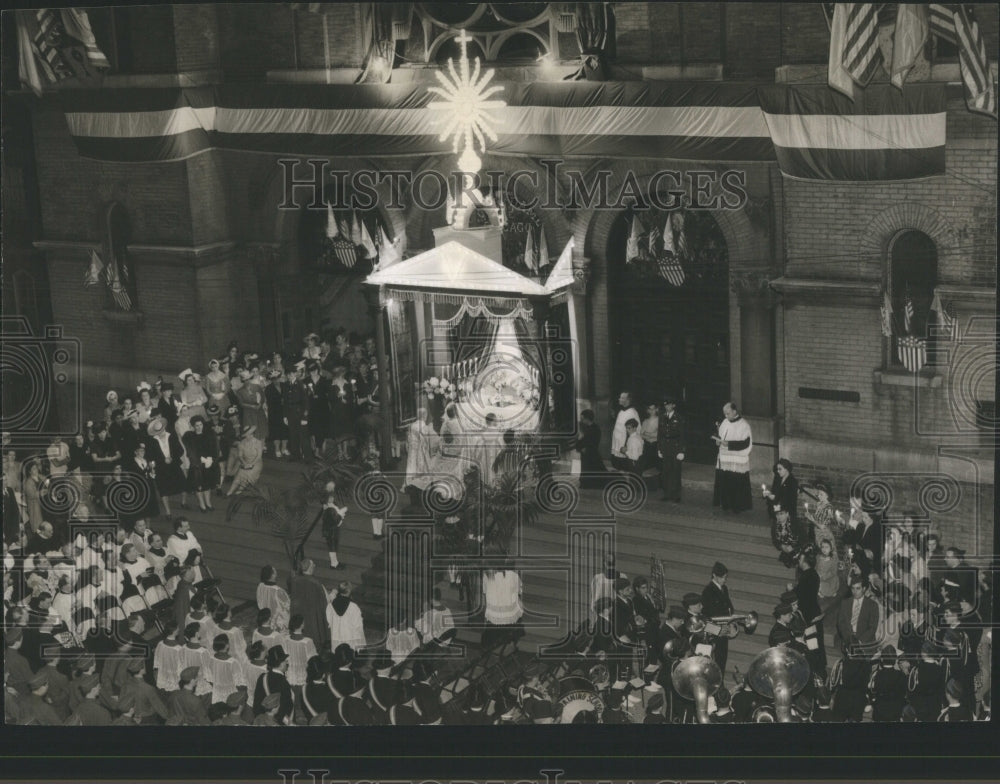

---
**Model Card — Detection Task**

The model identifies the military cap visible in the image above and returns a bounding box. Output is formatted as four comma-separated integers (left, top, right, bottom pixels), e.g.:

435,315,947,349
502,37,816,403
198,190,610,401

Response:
4,627,23,646
79,673,100,692
27,671,48,690
682,592,703,609
225,689,247,708
774,603,794,618
260,692,281,711
779,590,798,605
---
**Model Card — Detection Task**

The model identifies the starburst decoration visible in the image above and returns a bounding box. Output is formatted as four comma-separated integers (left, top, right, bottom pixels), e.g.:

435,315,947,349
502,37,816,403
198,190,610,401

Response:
427,30,506,175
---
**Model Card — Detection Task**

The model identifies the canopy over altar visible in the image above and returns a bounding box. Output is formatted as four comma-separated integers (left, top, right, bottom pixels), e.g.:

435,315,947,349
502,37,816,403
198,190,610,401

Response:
365,237,573,437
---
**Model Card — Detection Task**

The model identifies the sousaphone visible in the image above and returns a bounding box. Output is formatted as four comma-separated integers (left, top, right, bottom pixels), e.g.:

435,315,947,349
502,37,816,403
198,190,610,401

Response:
747,646,811,722
670,655,722,724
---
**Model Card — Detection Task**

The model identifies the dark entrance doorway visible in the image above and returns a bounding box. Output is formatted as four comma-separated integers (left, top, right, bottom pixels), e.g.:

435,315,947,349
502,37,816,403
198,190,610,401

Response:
609,209,730,465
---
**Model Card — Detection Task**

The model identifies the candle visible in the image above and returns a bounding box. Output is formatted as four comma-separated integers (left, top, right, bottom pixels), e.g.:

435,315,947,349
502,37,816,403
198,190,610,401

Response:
761,483,767,491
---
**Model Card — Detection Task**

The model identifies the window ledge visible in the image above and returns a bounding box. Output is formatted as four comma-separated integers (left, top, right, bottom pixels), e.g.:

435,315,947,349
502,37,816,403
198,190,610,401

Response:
102,310,144,324
874,369,942,389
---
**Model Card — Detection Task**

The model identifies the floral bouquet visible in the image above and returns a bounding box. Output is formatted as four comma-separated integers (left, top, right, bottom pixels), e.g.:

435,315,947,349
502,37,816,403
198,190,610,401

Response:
422,377,458,402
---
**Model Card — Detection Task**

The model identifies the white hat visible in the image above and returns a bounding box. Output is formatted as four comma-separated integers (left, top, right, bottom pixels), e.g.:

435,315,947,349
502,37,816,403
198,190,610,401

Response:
136,381,151,393
179,369,194,382
106,390,118,403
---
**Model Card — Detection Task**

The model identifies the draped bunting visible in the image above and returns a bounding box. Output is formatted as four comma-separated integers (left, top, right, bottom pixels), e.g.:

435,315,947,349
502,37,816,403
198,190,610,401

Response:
382,288,534,322
59,80,950,180
569,2,615,81
60,81,773,163
357,3,411,84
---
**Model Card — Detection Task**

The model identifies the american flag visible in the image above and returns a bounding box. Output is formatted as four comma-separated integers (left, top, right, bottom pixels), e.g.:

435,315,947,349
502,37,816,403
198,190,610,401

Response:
903,294,915,335
104,256,132,311
897,335,927,373
657,255,685,287
930,290,957,341
842,4,882,87
928,4,997,119
84,249,104,287
880,290,894,338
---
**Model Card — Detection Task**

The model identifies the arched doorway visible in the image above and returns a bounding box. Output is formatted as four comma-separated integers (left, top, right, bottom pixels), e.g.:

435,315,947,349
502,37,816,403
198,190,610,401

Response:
608,209,730,464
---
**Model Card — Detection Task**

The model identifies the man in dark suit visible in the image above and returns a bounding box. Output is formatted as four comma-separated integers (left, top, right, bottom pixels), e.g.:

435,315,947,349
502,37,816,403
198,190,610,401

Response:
3,475,22,548
657,396,686,502
769,604,795,648
612,577,638,644
844,507,883,573
835,575,880,655
701,561,735,672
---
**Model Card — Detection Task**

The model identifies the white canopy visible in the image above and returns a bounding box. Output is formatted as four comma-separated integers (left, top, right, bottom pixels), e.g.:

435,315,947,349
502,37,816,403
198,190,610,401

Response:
365,241,549,297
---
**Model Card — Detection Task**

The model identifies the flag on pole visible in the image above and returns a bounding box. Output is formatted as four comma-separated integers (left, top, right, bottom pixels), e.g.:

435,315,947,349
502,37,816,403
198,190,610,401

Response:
524,226,537,272
880,290,894,337
954,4,998,119
662,216,675,256
903,293,915,334
843,4,883,88
828,4,857,99
538,228,549,269
358,215,377,259
377,224,401,268
85,249,104,287
647,223,658,256
930,290,957,341
928,3,958,44
671,211,687,260
104,255,132,311
16,9,109,96
326,202,339,239
891,3,929,89
626,216,641,262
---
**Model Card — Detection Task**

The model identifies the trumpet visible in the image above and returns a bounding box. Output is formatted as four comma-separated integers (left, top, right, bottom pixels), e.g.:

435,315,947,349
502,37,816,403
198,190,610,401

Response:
687,611,759,640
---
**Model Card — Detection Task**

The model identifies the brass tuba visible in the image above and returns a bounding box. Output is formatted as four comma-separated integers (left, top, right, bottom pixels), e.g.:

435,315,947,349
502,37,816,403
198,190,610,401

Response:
747,646,811,722
671,655,722,724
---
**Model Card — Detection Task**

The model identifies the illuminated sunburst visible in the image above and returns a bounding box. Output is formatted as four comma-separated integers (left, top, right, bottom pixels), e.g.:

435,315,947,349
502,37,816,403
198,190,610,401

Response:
427,30,506,174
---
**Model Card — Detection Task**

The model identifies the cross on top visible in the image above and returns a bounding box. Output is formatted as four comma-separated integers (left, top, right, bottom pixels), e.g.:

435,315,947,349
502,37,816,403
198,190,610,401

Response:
455,29,472,59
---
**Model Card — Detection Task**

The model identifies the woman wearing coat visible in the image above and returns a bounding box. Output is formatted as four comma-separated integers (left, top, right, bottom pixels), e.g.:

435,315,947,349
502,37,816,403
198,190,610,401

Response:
264,370,290,458
182,416,218,512
227,425,263,497
145,416,186,516
763,458,800,545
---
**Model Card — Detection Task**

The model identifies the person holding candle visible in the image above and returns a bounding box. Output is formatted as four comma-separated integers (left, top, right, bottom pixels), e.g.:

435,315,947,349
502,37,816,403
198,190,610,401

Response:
762,458,799,539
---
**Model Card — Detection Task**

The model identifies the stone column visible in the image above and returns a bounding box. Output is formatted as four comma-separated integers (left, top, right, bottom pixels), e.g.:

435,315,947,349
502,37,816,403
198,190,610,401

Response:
364,286,394,468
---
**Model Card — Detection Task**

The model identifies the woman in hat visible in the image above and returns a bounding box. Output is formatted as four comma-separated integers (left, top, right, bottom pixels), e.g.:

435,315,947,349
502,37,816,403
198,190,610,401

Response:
135,383,155,425
264,369,290,458
176,370,208,440
103,391,119,426
181,416,218,512
22,459,47,535
145,416,186,517
226,425,263,497
204,359,230,412
121,442,160,525
234,367,268,450
303,333,321,361
804,482,840,550
305,361,332,457
328,364,356,461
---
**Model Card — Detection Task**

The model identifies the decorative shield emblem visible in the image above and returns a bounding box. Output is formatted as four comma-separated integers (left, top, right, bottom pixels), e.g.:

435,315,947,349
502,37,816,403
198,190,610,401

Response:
330,236,357,269
656,253,685,287
896,336,927,373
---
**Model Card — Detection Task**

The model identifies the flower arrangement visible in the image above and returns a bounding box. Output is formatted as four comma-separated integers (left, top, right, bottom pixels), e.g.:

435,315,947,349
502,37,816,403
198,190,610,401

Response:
422,377,458,402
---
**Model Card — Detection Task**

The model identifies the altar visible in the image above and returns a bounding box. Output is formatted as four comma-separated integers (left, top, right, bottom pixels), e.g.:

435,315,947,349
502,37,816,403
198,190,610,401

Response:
365,211,576,445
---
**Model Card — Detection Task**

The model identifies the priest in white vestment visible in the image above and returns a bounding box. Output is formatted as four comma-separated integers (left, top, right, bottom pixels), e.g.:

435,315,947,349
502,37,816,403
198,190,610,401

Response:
712,401,753,513
610,391,639,471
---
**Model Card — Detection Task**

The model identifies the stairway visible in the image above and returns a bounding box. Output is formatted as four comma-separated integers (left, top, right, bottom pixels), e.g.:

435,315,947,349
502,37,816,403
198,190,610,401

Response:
179,456,840,680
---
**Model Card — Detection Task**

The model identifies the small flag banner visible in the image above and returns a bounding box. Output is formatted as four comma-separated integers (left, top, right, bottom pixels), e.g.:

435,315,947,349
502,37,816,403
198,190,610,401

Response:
930,290,958,342
897,335,927,373
880,290,894,338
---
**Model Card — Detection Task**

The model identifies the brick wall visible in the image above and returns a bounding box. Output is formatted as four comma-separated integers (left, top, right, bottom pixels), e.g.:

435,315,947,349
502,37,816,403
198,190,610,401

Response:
32,104,194,245
293,5,364,69
186,151,231,246
172,4,220,72
218,3,296,78
122,5,177,74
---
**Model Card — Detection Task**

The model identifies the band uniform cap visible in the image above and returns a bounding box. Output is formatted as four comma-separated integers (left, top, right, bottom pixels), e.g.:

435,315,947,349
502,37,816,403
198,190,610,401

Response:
921,639,941,656
79,673,100,691
666,605,687,620
774,603,793,618
180,666,201,682
28,671,48,689
879,645,898,665
614,577,631,592
225,689,248,708
682,592,702,608
160,382,174,391
941,601,962,614
5,627,23,646
780,590,798,605
662,395,677,405
260,692,281,710
712,561,728,577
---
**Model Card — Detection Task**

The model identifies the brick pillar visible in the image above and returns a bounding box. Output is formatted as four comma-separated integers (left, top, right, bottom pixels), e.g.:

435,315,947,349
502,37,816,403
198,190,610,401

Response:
172,4,221,74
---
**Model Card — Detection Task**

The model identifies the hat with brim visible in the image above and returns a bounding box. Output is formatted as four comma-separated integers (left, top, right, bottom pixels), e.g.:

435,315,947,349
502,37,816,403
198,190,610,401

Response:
774,603,793,618
106,390,118,403
240,425,257,438
28,670,48,690
206,404,220,416
225,689,247,708
208,359,220,369
780,590,798,605
179,369,194,382
147,418,166,437
682,592,702,609
267,645,289,667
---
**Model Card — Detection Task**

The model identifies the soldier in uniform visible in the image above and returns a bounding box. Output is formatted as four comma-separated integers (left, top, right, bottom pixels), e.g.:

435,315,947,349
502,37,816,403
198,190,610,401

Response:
35,649,71,721
253,692,282,726
868,645,907,722
938,678,973,721
285,362,310,462
656,396,686,502
119,658,170,724
212,689,251,726
68,674,112,725
20,671,64,725
168,666,212,725
3,627,33,696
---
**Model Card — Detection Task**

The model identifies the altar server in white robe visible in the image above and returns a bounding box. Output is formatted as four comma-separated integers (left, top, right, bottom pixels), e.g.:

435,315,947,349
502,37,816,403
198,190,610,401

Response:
610,391,640,471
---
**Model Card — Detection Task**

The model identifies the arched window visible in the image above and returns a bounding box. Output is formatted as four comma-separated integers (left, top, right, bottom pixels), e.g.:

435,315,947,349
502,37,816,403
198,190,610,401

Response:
889,229,937,364
103,202,138,312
